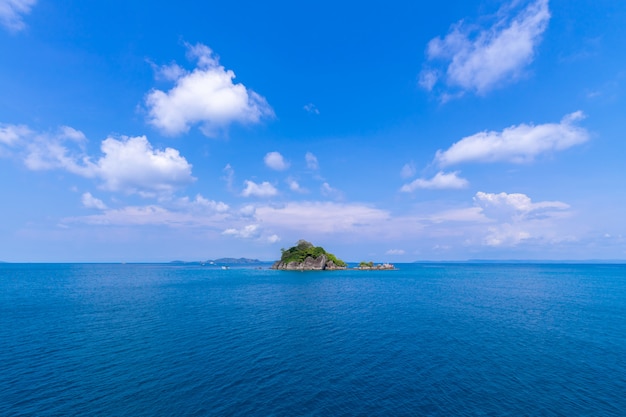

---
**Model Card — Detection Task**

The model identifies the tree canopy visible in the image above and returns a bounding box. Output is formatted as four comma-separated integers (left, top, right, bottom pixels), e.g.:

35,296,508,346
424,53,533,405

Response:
280,240,346,267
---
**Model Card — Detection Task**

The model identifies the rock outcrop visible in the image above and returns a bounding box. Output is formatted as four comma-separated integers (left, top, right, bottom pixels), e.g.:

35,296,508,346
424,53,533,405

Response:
271,254,347,270
271,240,348,270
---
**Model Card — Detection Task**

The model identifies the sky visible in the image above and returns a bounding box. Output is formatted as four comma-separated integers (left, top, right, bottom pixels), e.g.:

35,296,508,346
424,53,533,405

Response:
1,0,625,262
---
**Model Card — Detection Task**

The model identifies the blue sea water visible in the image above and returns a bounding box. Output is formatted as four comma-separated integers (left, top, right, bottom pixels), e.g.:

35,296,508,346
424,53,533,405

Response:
1,263,625,416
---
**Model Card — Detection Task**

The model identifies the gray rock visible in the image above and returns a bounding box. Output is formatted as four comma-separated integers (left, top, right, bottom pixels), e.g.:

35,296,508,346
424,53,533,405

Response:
271,254,346,271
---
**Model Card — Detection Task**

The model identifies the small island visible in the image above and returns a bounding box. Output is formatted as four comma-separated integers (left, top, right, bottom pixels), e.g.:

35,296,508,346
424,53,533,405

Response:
271,240,396,271
271,240,347,270
356,261,395,270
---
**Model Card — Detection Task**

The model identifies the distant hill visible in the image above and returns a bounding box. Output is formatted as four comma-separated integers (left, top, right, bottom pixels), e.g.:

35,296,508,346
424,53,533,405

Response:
209,258,263,264
169,258,264,265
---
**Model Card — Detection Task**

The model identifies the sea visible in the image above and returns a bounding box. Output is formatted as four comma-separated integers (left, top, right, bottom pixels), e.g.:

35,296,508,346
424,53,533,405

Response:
1,262,625,416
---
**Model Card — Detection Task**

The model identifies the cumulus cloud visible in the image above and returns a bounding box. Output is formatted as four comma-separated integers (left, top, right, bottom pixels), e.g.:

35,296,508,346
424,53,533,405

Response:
0,0,36,32
239,204,256,217
420,0,550,96
386,249,405,255
436,111,589,166
23,126,93,176
264,151,290,171
241,180,278,198
400,171,469,192
473,191,569,246
474,191,568,219
94,136,195,196
150,62,186,82
4,124,195,196
175,194,229,213
223,224,259,239
145,42,274,137
81,192,107,210
267,234,281,243
287,178,307,193
305,152,319,170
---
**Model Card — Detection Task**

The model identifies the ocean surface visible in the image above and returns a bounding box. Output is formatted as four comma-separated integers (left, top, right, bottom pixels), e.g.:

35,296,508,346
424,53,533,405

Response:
1,263,625,416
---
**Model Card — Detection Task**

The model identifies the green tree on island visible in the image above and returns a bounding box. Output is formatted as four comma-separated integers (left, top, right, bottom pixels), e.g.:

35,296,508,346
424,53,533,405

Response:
279,240,347,267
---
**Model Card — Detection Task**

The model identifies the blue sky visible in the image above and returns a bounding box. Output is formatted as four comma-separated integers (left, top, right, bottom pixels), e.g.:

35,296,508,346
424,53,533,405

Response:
1,0,625,262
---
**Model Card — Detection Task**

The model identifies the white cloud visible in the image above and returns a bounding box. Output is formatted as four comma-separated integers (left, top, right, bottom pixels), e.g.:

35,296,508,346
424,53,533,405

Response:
287,178,307,193
321,182,343,199
436,111,589,166
81,192,107,210
145,43,274,137
305,152,319,170
223,224,259,239
241,180,278,198
68,205,175,226
400,171,469,192
386,249,405,255
64,193,230,227
0,123,30,145
473,191,570,246
400,162,416,179
0,0,36,32
153,62,186,82
474,191,568,219
304,103,320,114
428,207,488,224
267,234,281,243
264,151,290,171
421,0,550,95
239,204,256,216
418,69,439,91
254,202,390,234
221,163,235,191
23,126,93,176
176,194,229,213
94,136,195,196
6,124,195,197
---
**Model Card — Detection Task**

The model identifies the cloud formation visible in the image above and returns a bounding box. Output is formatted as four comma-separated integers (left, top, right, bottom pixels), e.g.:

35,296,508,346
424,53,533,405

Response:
473,191,570,246
81,192,107,210
3,123,195,196
241,180,278,198
264,151,290,171
304,103,320,114
0,123,30,145
145,43,274,137
254,202,390,234
420,0,550,96
94,136,195,196
321,182,343,200
400,162,416,179
223,224,259,239
436,111,588,166
287,178,306,193
65,194,230,227
305,152,319,170
400,171,469,192
22,126,93,176
0,0,36,32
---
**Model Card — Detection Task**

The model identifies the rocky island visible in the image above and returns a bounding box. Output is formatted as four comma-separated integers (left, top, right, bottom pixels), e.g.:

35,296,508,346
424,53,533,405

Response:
271,240,397,271
271,240,347,270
